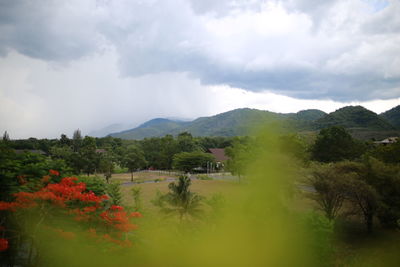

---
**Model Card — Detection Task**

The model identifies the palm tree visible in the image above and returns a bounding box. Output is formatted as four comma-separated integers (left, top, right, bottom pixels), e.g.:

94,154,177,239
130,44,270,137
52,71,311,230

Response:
153,175,204,221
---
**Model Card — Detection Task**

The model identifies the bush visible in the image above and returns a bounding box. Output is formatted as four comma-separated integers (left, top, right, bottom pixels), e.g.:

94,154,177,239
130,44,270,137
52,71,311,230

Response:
107,182,122,206
77,176,107,196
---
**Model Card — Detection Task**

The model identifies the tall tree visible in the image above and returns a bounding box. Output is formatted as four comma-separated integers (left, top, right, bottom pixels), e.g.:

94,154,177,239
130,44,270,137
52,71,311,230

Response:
122,146,147,182
177,132,199,152
311,126,365,162
72,129,83,152
59,134,71,147
80,136,99,176
309,164,349,220
172,151,215,173
99,151,115,183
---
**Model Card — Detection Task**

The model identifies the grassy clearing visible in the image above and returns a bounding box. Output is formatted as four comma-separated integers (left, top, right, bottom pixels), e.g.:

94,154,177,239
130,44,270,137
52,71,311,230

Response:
107,171,180,183
121,179,240,212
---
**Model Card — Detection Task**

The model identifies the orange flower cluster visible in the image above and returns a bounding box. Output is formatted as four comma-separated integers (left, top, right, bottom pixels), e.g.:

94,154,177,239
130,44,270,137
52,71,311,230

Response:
100,205,140,232
0,171,142,251
0,177,108,212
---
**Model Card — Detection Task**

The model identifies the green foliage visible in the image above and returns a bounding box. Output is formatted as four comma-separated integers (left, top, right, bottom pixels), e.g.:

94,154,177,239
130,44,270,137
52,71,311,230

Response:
308,158,400,232
0,143,20,201
369,141,400,164
122,145,147,181
77,176,107,196
311,126,366,162
309,164,349,220
172,151,215,173
314,106,395,130
113,165,128,174
72,129,83,152
152,175,204,220
362,157,400,228
107,182,122,206
130,186,142,211
99,151,115,183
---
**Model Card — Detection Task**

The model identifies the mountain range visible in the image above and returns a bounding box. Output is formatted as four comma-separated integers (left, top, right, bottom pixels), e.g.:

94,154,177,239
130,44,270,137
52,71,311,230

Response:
105,105,400,140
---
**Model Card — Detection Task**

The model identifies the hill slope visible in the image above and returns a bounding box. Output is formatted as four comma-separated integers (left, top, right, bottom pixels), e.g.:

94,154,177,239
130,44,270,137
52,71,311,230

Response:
313,106,395,130
170,108,287,137
110,118,187,139
381,105,400,128
293,109,327,121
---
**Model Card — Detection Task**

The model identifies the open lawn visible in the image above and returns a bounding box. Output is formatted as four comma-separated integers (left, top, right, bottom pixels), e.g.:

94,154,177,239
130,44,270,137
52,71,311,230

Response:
109,170,181,183
120,178,240,212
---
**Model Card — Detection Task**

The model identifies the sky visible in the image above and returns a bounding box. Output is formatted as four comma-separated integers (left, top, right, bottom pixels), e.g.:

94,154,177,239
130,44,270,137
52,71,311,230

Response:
0,0,399,139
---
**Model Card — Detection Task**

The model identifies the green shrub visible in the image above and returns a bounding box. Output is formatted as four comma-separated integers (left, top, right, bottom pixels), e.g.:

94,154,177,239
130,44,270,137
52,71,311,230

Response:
107,182,122,206
131,186,142,211
77,176,107,196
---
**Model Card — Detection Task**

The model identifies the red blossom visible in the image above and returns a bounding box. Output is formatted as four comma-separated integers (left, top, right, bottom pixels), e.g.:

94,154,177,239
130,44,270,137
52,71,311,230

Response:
110,205,124,211
1,176,140,250
49,169,60,176
0,238,8,251
0,201,19,211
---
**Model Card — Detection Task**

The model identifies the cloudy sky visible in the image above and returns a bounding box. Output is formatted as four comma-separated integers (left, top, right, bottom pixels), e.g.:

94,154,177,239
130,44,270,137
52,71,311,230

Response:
1,0,399,138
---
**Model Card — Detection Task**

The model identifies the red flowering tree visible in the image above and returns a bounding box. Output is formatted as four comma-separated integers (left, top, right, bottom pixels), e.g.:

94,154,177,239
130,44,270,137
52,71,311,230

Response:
0,170,142,265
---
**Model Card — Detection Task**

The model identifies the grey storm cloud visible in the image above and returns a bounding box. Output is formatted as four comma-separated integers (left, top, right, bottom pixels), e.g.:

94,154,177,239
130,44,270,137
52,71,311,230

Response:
0,0,100,60
0,0,399,101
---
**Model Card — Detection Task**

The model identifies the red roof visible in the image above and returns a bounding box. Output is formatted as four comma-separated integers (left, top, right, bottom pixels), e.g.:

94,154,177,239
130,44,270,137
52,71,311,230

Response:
208,148,229,162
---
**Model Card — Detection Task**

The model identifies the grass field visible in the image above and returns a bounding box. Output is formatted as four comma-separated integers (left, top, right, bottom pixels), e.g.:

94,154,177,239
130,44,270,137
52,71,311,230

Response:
120,178,240,212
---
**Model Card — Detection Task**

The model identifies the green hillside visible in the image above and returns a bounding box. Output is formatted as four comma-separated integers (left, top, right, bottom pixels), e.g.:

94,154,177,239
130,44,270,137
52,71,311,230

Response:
286,109,327,130
313,106,395,130
110,118,187,139
170,108,287,137
293,109,327,121
381,105,400,128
